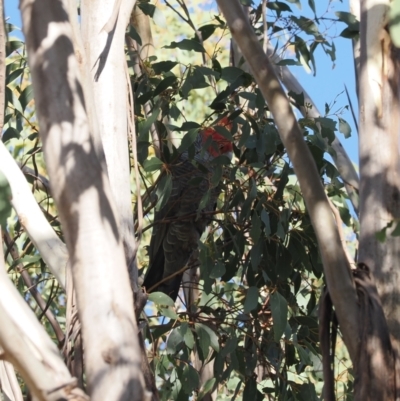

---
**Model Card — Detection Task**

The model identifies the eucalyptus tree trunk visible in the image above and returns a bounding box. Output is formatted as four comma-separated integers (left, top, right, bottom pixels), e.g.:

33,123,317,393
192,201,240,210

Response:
359,0,400,397
19,0,146,400
80,0,140,290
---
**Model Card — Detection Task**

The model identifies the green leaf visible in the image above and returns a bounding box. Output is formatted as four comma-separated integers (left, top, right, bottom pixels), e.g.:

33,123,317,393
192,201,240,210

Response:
338,118,351,138
210,165,222,188
250,212,261,242
181,365,199,394
178,128,199,153
166,327,184,354
213,125,233,140
291,16,319,36
198,191,210,212
221,337,238,358
137,2,155,16
195,323,219,352
139,106,160,141
267,1,292,13
142,157,163,172
183,326,195,349
0,172,12,228
243,286,258,313
210,261,225,279
220,67,243,83
288,90,305,107
261,209,271,236
276,59,301,66
159,307,178,319
153,76,177,97
195,323,210,357
128,25,142,45
196,24,217,42
6,68,24,84
164,39,205,53
152,61,178,74
156,173,172,211
148,291,175,307
6,40,24,56
198,378,216,401
308,0,316,14
340,27,359,39
270,291,288,341
19,85,34,111
295,343,311,365
336,11,360,31
2,127,19,142
285,0,302,8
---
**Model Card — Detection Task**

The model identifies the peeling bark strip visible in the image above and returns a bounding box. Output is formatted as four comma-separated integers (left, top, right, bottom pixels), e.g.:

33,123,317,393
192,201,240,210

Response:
319,264,396,401
19,0,146,400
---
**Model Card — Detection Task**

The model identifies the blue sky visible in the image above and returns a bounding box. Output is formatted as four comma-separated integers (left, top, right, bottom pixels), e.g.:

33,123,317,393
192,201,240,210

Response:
4,0,359,165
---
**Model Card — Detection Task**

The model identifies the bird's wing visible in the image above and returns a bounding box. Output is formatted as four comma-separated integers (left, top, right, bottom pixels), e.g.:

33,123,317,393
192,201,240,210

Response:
143,159,199,293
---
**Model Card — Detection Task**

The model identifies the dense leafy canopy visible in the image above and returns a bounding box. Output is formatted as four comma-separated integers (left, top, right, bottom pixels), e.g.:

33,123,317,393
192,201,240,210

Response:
1,0,358,400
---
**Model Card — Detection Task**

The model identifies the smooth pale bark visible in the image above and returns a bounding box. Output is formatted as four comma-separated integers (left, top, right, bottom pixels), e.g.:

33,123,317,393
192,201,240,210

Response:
19,0,146,400
80,0,139,287
0,0,67,287
359,0,400,385
0,229,88,401
217,0,359,362
0,360,24,401
0,144,68,287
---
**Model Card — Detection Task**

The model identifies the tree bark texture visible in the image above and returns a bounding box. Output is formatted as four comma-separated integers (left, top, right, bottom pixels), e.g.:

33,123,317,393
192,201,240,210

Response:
359,0,400,396
80,0,140,288
19,0,146,400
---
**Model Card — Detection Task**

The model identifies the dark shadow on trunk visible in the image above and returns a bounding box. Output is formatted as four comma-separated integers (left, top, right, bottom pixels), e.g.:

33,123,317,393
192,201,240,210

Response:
320,263,396,400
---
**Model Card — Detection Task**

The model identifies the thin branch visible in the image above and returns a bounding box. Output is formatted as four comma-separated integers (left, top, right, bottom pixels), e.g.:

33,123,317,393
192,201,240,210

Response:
0,143,68,288
3,231,65,345
0,228,88,401
267,45,360,215
262,0,268,53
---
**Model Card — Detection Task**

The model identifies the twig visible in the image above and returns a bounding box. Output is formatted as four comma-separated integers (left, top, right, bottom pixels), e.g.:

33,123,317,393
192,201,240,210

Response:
126,60,143,256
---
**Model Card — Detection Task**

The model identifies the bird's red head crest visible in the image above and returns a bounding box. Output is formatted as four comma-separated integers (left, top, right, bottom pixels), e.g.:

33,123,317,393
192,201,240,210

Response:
201,117,233,158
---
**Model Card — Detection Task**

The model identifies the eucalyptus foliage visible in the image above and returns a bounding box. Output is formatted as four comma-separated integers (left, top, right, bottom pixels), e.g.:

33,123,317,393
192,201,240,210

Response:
1,0,358,400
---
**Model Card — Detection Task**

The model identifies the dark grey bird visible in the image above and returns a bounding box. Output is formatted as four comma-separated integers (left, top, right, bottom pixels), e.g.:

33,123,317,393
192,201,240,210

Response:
143,118,233,301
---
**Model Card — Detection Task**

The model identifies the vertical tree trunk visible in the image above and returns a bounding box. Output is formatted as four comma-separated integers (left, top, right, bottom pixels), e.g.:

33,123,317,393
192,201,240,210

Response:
80,0,140,288
359,0,400,394
19,0,146,400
